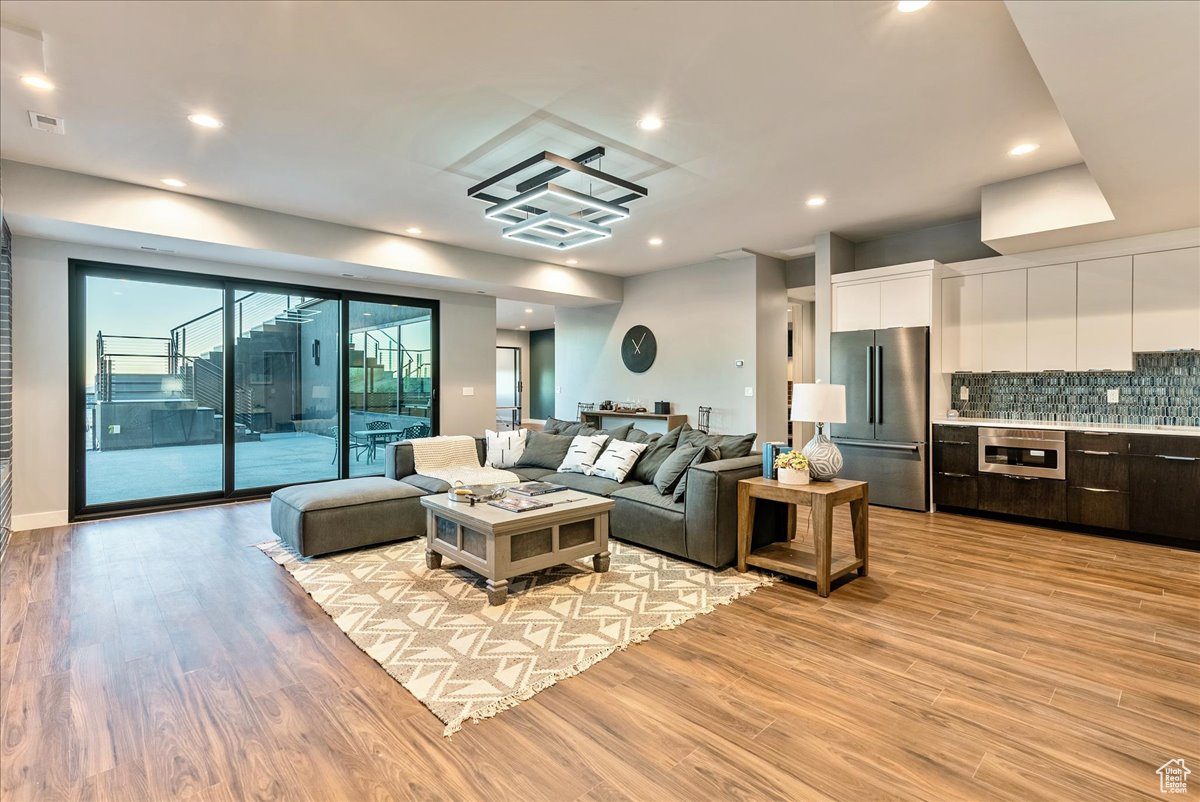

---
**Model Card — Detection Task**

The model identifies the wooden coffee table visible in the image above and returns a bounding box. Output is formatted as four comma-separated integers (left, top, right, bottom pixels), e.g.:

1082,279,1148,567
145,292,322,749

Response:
420,490,614,605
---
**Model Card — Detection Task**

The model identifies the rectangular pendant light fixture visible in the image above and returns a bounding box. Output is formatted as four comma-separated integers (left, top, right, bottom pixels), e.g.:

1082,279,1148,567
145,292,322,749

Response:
485,182,631,224
502,212,612,250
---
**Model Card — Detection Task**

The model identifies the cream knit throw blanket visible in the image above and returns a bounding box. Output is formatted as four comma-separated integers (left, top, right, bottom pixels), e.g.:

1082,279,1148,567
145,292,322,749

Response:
409,435,519,486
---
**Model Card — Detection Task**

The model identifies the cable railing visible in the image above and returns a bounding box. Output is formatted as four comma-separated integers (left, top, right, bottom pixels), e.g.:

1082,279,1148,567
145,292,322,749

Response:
169,292,323,360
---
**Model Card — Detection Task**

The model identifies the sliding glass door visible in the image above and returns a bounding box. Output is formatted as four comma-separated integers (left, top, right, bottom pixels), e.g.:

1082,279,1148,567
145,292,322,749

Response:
348,300,434,477
82,272,225,506
231,290,341,490
71,263,438,518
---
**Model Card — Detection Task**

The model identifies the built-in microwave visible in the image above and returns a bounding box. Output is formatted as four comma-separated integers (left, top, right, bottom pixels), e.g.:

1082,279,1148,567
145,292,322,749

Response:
977,428,1066,480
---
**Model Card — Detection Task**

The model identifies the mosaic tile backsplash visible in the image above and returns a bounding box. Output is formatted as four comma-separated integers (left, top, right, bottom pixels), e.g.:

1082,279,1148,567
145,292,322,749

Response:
950,352,1200,427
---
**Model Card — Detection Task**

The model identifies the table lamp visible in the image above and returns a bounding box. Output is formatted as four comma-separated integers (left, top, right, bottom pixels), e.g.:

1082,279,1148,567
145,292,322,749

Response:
790,381,847,481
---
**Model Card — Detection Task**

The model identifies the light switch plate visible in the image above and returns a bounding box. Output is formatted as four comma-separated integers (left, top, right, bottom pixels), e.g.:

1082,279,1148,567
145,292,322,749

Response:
744,386,754,397
556,386,562,394
959,386,970,401
462,387,474,396
1107,388,1120,403
735,360,744,367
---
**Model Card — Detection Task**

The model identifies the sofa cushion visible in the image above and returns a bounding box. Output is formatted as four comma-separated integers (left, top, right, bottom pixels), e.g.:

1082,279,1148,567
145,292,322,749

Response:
631,424,686,484
484,428,527,468
624,428,661,445
515,431,575,469
549,472,642,497
557,433,609,474
609,485,687,556
680,429,757,459
652,444,705,495
541,417,599,437
509,467,554,481
402,474,452,494
274,476,425,511
674,446,721,502
588,439,648,482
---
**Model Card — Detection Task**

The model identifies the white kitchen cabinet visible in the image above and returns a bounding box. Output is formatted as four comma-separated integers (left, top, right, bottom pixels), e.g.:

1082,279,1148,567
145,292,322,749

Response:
832,281,881,332
941,274,982,372
1133,247,1200,352
1076,256,1133,371
879,274,932,329
1026,262,1077,371
981,269,1027,372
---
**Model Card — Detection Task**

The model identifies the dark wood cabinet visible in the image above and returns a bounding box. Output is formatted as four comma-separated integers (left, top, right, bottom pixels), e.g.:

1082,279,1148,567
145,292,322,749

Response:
978,474,1066,521
1128,435,1200,540
1067,487,1129,530
933,473,977,508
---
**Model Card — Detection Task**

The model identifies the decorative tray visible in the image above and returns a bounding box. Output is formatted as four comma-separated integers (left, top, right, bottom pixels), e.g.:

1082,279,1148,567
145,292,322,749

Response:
447,484,509,504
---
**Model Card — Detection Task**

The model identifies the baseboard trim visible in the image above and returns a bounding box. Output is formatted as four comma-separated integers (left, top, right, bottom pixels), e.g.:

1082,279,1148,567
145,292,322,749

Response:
12,510,69,532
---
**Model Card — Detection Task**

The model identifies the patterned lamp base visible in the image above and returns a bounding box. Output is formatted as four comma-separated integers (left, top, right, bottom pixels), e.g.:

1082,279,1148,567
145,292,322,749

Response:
801,431,843,481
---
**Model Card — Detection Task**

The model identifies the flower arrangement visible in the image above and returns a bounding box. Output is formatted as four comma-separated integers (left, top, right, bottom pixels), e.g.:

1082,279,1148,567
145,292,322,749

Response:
774,451,809,471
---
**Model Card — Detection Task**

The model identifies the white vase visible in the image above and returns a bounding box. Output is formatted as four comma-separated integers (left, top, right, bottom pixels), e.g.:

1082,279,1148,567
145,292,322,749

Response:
776,467,810,485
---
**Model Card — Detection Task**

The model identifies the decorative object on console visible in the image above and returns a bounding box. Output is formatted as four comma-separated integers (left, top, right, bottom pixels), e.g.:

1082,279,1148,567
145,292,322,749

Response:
774,450,810,485
791,382,847,481
621,325,657,373
654,401,671,414
950,352,1200,426
466,146,649,250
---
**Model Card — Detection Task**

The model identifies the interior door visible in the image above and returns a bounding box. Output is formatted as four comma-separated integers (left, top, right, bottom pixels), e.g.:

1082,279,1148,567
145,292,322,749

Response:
874,326,928,444
829,330,875,441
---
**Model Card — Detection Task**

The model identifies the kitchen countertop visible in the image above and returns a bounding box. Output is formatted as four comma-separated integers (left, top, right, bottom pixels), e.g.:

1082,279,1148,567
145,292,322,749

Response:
932,417,1200,438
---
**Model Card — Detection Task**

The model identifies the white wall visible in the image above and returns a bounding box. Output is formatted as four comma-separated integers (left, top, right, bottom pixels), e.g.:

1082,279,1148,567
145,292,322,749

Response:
555,256,770,438
11,236,497,530
495,329,531,423
754,255,789,444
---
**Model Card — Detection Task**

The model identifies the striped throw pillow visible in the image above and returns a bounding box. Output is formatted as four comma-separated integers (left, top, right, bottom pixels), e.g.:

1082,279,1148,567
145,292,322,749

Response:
557,434,609,474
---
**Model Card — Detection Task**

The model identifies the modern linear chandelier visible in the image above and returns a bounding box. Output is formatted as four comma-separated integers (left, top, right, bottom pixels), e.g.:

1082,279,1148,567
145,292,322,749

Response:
468,146,649,250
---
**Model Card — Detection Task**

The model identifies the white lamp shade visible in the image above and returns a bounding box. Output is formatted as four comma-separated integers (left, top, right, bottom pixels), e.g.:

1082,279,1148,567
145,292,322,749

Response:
791,383,847,423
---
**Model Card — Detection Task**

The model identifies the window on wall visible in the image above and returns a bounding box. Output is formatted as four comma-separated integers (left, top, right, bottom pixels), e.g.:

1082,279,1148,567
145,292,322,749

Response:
70,261,438,518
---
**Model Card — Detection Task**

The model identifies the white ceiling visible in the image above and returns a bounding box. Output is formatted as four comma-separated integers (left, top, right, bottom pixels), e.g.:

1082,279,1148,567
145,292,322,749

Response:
0,0,1097,277
496,299,556,331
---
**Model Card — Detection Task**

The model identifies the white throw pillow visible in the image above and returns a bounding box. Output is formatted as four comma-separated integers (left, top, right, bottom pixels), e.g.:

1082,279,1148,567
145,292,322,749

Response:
558,434,610,474
485,429,527,468
586,440,648,482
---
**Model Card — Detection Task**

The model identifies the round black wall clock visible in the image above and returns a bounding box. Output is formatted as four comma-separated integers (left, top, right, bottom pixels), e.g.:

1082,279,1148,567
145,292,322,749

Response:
621,325,657,373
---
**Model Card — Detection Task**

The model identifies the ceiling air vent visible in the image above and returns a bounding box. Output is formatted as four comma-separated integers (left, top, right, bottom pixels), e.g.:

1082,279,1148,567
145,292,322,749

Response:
28,111,64,134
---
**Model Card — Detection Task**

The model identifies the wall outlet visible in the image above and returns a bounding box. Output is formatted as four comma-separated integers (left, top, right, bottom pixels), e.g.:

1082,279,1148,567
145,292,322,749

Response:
556,386,562,394
744,386,754,397
959,386,970,401
462,387,474,396
1107,388,1120,403
735,360,744,367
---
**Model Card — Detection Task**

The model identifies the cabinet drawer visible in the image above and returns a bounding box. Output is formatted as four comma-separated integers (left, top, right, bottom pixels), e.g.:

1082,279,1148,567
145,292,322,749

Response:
978,474,1066,521
1067,430,1130,454
933,440,977,475
934,473,978,509
1128,454,1200,540
1128,435,1200,459
1067,487,1129,531
1067,450,1129,492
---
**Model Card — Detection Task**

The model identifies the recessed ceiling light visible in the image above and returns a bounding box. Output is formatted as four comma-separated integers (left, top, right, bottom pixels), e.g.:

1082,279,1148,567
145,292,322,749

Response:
524,308,533,314
636,115,663,131
806,197,827,207
897,0,931,11
648,237,663,246
21,75,55,91
341,273,356,278
565,259,578,265
1008,143,1039,156
160,177,187,188
362,312,373,317
187,113,224,129
519,325,527,329
405,227,423,235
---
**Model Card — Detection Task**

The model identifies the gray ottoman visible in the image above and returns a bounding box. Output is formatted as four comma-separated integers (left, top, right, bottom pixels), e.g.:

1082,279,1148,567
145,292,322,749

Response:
270,477,426,556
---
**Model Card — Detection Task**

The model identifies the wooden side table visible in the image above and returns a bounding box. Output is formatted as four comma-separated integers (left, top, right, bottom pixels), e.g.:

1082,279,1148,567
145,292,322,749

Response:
737,476,869,596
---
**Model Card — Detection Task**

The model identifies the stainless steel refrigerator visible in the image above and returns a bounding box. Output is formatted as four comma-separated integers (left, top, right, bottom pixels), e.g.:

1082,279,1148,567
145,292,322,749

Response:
829,326,929,511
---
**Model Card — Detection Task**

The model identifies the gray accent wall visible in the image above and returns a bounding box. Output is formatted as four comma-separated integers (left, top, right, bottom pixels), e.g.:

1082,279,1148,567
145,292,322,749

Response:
554,256,780,440
529,328,555,421
852,218,998,272
951,352,1200,427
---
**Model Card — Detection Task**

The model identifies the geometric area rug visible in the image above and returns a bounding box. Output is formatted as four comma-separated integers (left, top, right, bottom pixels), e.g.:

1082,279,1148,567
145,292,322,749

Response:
256,537,774,735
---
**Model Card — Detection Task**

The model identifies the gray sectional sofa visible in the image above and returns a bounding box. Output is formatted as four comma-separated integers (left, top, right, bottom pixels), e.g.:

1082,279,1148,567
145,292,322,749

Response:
382,422,783,568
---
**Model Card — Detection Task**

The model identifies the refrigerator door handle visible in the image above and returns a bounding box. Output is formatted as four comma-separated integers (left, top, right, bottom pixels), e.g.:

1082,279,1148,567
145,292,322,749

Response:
867,346,875,424
834,439,920,452
876,345,884,424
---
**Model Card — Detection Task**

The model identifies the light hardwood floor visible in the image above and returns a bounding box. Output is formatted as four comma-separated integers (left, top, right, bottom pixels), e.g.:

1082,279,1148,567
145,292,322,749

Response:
1,501,1197,801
